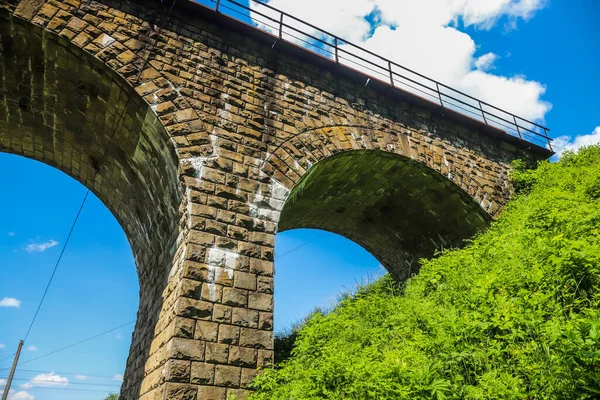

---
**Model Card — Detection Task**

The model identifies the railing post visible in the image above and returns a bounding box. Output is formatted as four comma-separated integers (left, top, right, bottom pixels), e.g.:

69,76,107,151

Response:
479,101,488,125
334,37,339,63
279,13,283,39
436,82,443,107
545,128,553,152
513,115,523,140
388,61,394,88
215,0,220,12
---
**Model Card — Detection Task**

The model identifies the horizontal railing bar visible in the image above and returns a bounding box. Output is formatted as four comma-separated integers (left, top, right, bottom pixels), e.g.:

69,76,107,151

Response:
196,0,553,149
282,32,336,58
393,79,441,102
338,55,389,79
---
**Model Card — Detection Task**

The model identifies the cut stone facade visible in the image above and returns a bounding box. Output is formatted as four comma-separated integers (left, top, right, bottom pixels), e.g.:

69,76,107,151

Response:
0,0,550,398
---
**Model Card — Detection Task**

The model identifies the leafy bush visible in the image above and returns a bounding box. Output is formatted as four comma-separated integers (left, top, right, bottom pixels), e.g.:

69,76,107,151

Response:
250,146,600,399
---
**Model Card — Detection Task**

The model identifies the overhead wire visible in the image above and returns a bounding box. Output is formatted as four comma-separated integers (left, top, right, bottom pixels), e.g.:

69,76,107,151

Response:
0,377,121,388
0,353,15,365
21,82,135,346
1,320,135,373
275,232,328,260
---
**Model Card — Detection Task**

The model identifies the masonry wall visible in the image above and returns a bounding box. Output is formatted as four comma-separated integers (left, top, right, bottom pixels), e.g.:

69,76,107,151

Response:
1,0,548,398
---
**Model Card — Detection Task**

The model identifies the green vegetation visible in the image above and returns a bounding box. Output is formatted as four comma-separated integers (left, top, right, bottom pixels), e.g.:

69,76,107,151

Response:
250,147,600,399
103,394,118,400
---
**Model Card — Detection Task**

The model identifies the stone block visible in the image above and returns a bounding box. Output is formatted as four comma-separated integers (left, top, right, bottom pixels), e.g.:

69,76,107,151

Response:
222,287,248,307
176,297,213,320
218,324,240,345
195,320,219,342
248,292,273,312
239,328,273,349
197,386,226,400
166,360,191,383
168,338,205,362
191,362,215,385
164,383,197,400
231,308,258,328
233,271,256,291
205,342,229,364
229,346,257,368
214,365,241,388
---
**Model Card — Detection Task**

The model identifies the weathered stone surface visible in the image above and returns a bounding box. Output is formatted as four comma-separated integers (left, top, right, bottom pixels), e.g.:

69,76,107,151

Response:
0,0,550,398
191,362,215,385
214,365,241,388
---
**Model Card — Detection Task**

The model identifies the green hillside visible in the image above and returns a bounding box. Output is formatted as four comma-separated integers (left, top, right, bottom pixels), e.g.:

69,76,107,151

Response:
250,147,600,400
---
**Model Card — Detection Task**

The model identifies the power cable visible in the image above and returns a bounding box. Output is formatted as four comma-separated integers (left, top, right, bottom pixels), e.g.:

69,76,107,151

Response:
21,92,133,344
275,232,328,260
22,191,89,343
0,354,15,365
0,377,121,388
0,321,134,373
7,369,120,381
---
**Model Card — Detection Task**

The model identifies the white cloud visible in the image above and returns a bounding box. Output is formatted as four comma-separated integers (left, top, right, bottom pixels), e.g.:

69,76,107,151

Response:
0,388,35,400
251,0,375,43
553,126,600,158
475,52,498,71
113,374,124,382
74,375,86,380
374,0,546,29
0,378,6,386
8,391,35,400
0,343,5,349
26,346,37,352
0,298,21,308
251,0,551,123
21,372,68,390
25,240,58,253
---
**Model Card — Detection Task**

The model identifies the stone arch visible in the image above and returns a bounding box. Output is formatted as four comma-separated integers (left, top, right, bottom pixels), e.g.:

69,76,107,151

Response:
262,125,501,218
0,9,182,399
275,149,490,281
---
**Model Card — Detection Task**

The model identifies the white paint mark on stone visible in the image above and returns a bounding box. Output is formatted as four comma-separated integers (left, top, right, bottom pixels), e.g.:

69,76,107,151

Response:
100,34,115,47
207,247,239,270
270,178,290,201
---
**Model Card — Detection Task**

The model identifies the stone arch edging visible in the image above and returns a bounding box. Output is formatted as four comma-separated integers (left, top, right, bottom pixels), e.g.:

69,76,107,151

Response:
259,124,500,218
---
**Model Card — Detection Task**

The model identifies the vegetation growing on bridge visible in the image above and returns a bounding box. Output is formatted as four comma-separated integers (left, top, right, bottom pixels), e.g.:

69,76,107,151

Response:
249,147,600,399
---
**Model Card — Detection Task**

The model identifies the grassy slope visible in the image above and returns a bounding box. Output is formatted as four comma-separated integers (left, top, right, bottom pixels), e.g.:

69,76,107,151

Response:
249,148,600,400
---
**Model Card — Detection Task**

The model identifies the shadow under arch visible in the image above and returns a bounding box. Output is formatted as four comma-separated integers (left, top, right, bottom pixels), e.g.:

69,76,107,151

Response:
0,11,180,398
277,150,491,281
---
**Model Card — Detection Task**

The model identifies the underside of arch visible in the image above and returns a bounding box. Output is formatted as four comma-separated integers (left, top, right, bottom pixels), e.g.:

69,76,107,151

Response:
278,150,491,280
0,11,180,276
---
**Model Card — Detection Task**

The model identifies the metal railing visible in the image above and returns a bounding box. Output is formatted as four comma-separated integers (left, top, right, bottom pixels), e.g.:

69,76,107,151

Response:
191,0,553,151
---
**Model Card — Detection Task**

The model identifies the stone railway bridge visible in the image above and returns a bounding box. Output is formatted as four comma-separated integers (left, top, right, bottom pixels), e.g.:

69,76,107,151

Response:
0,0,551,398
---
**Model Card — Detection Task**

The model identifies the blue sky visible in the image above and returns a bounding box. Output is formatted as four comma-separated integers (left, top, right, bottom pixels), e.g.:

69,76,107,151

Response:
2,1,600,399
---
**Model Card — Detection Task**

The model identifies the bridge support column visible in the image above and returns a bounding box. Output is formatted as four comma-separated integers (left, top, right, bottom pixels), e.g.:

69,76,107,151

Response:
119,158,283,400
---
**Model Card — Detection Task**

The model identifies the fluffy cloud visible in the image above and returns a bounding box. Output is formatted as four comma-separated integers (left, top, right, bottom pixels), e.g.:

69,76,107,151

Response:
250,0,550,123
0,343,5,349
26,346,37,352
251,0,375,42
475,53,499,71
8,391,35,400
20,372,69,390
553,126,600,158
25,240,58,253
0,298,21,308
0,387,35,400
